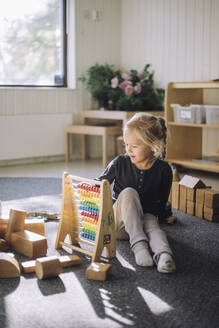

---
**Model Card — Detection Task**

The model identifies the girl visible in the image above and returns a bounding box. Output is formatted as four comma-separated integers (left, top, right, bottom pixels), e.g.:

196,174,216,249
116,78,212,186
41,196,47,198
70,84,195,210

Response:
97,113,176,273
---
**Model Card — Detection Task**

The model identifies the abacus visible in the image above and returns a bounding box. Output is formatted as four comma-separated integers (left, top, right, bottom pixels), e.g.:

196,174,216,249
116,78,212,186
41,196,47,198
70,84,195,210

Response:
55,172,116,262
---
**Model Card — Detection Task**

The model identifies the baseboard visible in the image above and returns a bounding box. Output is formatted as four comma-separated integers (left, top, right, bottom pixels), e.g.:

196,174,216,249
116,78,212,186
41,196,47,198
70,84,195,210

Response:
0,154,102,167
0,155,65,167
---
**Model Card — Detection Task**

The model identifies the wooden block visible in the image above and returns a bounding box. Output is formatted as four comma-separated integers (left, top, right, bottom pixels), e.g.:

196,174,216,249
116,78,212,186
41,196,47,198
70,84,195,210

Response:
166,215,177,224
0,219,8,238
187,200,195,216
21,254,81,273
204,190,219,209
179,175,206,203
59,255,81,267
172,168,180,182
172,182,180,210
36,256,62,279
11,230,47,259
204,206,219,216
21,260,36,273
168,169,180,204
0,253,20,278
187,188,196,202
0,238,10,251
5,209,26,242
168,188,172,203
0,218,45,238
195,203,204,219
24,219,45,236
179,185,187,212
196,189,207,204
204,212,219,222
86,262,111,281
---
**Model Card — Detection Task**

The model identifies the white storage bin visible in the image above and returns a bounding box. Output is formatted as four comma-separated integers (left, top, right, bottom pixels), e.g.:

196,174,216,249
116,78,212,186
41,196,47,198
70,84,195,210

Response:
171,104,180,122
205,105,219,125
171,104,196,123
190,104,206,123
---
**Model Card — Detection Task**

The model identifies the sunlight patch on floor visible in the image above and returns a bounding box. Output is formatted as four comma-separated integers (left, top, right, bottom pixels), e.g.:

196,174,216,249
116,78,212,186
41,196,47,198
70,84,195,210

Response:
99,288,135,326
116,250,136,271
137,287,174,315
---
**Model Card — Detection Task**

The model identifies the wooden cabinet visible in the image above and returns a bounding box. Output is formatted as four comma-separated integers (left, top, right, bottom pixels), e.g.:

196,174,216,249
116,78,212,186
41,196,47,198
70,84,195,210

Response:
165,81,219,173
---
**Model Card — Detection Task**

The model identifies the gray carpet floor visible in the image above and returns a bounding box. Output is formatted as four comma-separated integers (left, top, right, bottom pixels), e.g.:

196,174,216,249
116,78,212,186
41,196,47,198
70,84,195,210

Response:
0,177,219,328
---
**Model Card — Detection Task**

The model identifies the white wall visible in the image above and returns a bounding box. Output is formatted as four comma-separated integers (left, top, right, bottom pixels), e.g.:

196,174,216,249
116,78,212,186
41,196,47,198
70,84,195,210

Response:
0,0,121,162
0,114,72,160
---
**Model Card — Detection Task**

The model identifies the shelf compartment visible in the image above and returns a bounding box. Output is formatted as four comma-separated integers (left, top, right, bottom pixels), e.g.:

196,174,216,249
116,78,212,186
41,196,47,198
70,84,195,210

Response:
166,125,202,160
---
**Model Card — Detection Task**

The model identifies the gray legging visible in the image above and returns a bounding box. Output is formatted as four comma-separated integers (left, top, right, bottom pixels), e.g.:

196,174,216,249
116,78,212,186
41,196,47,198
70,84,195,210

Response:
113,187,173,260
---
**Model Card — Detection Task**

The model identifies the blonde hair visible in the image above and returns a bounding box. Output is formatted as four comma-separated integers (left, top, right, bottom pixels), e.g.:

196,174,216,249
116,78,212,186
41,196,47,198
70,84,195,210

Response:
124,112,167,159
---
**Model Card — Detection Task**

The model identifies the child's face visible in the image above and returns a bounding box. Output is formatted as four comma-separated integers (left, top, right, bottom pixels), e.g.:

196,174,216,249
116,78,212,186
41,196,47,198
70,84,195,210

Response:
124,128,153,168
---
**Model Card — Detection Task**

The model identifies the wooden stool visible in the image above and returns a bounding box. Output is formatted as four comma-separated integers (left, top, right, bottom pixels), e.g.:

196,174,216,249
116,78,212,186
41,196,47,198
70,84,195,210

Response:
65,124,122,167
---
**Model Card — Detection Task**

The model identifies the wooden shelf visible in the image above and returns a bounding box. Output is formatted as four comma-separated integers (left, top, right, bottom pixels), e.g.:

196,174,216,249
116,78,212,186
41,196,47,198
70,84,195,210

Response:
167,122,219,129
170,81,219,89
165,81,219,173
167,158,219,173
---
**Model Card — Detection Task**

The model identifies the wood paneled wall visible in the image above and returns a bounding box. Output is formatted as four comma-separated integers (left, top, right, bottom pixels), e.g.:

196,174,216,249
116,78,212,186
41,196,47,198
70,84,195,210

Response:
121,0,219,88
120,0,219,156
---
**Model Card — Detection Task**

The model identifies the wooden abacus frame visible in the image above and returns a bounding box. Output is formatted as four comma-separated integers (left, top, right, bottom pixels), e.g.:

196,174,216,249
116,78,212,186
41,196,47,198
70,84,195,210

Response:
55,172,116,262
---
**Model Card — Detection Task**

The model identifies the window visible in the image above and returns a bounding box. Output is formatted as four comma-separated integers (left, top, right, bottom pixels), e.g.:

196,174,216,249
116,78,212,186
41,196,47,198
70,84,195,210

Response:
0,0,67,87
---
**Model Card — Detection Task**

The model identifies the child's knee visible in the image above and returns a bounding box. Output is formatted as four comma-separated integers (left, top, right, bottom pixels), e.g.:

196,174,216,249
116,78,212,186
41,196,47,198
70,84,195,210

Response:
119,187,139,200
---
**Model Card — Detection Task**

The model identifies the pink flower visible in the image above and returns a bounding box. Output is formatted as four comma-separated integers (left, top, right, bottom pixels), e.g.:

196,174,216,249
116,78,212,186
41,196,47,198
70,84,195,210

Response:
134,85,142,94
119,80,131,90
137,73,142,79
122,72,131,80
125,85,134,96
111,76,119,88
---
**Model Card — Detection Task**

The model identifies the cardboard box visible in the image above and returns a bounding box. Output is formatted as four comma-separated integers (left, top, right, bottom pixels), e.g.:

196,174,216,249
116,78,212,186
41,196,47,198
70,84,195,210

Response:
179,185,187,212
204,190,219,209
187,200,195,216
195,202,203,219
172,182,180,210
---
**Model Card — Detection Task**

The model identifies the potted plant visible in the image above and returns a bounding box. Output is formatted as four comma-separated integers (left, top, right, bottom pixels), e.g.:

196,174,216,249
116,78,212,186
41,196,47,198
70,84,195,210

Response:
108,64,164,111
78,63,114,109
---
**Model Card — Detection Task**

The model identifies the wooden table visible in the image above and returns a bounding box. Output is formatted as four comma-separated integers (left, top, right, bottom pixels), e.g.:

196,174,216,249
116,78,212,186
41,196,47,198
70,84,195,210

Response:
82,109,164,127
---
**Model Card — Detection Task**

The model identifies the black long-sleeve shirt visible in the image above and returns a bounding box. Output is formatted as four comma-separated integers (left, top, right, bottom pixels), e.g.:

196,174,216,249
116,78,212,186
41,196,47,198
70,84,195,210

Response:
97,154,173,221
